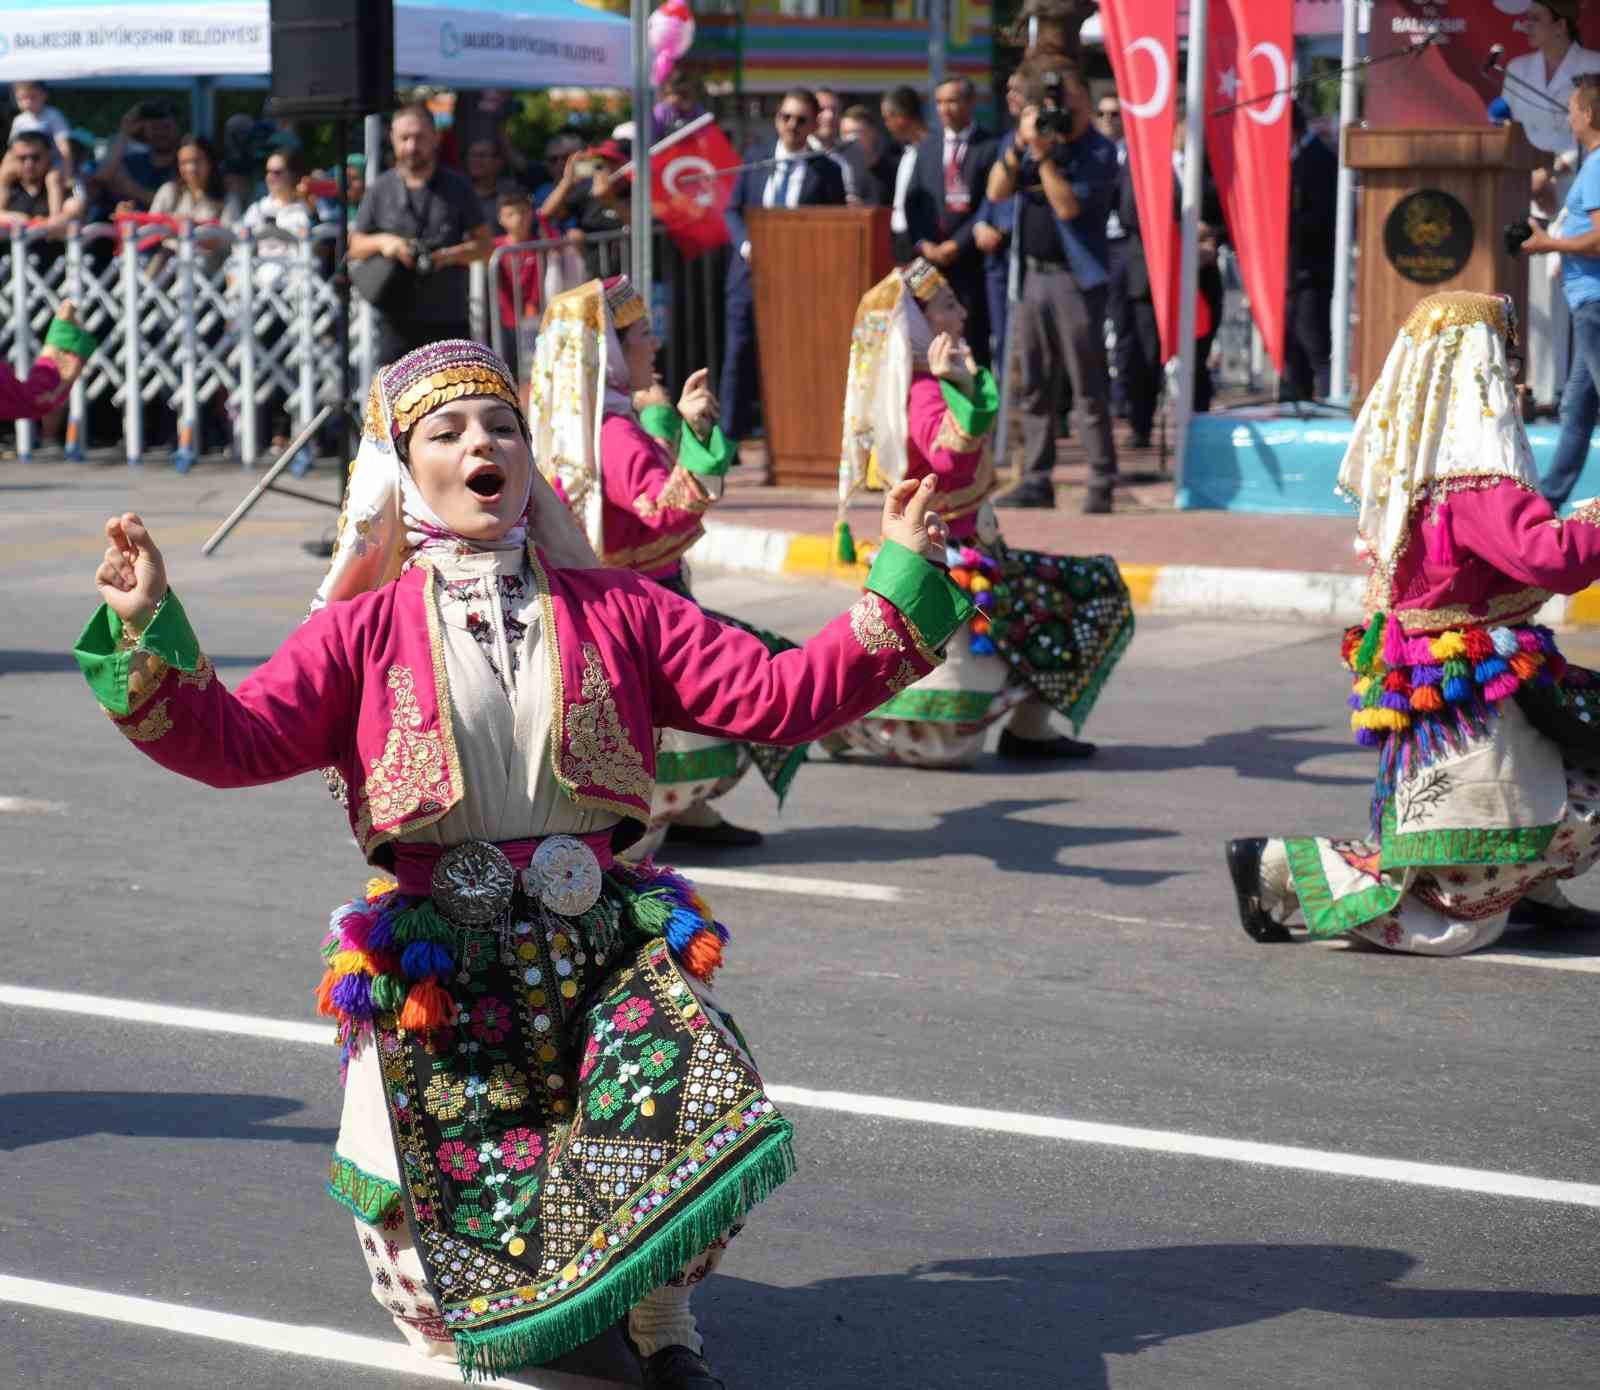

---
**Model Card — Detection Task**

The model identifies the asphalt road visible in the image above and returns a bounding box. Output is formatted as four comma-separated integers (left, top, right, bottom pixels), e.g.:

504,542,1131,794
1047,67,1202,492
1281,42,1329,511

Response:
2,460,1598,1389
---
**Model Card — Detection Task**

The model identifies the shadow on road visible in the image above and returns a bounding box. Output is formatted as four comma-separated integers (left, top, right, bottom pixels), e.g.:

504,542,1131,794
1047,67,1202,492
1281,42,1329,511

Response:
0,1091,335,1149
707,1245,1600,1390
1061,724,1369,788
679,796,1183,884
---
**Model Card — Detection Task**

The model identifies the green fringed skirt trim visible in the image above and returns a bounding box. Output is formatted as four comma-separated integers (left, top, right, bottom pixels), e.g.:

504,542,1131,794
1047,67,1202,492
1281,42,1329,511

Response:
326,1153,402,1224
455,1125,795,1381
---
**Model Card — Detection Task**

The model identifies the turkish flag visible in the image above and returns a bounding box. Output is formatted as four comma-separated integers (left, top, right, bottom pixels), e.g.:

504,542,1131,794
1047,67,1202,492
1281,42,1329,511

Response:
1205,0,1292,373
1101,0,1179,361
651,121,740,259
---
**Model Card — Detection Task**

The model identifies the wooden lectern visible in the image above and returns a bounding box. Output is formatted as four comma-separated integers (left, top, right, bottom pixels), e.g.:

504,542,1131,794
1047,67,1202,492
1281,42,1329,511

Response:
1347,125,1545,400
746,206,893,486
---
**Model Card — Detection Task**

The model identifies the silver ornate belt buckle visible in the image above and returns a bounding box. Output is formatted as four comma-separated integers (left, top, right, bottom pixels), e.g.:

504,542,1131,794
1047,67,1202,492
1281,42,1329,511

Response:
431,840,516,926
522,835,603,918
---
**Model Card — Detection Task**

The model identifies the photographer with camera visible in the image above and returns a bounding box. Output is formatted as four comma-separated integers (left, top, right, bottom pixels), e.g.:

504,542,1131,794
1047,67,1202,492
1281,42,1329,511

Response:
1520,73,1600,507
349,104,493,365
988,66,1119,513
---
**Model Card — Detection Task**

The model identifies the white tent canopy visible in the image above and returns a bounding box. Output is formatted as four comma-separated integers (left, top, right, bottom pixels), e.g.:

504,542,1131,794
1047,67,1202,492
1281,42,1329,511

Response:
0,0,632,89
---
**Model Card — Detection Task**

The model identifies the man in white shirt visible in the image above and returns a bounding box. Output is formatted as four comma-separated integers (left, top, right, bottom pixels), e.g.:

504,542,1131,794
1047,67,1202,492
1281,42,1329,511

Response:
880,86,928,263
1503,0,1600,406
911,77,997,364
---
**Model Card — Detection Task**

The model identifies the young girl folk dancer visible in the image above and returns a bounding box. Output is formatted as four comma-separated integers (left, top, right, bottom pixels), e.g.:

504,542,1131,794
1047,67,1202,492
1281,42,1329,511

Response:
1227,292,1600,955
530,275,801,853
78,340,970,1387
828,257,1133,766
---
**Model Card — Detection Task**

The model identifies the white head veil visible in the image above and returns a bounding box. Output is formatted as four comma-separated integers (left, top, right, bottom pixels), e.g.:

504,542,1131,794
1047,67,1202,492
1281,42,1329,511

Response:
314,339,597,612
1339,291,1534,610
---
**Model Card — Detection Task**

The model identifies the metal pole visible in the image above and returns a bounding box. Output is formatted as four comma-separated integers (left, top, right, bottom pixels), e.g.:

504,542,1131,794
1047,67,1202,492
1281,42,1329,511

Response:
336,116,354,464
1174,0,1210,497
10,228,33,463
630,0,653,308
929,0,947,104
202,403,339,556
1329,0,1362,404
176,221,198,473
121,225,142,466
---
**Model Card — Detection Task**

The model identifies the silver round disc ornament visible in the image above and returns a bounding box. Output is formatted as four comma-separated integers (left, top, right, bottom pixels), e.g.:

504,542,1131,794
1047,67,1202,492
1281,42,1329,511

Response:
431,840,516,926
523,836,603,917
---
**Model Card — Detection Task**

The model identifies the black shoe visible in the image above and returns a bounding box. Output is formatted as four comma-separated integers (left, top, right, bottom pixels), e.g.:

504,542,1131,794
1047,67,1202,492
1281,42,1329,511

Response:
641,1345,727,1390
997,728,1097,760
994,485,1056,509
665,818,765,848
1225,838,1291,943
1081,491,1114,515
1508,897,1600,932
1123,432,1152,451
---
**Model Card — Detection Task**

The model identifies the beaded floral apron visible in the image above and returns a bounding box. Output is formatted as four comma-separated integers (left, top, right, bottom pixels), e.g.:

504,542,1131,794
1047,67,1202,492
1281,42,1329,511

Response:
322,871,793,1380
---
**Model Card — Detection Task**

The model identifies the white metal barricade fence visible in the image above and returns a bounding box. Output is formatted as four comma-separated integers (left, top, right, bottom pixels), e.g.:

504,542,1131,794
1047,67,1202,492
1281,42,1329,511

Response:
2,216,370,468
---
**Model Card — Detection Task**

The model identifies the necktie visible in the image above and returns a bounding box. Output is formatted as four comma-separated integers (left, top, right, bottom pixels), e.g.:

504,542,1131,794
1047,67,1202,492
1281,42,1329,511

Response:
944,135,969,217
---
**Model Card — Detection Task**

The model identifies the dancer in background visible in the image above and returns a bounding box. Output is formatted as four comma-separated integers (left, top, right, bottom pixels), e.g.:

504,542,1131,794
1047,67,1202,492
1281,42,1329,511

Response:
1228,292,1600,955
531,275,809,851
79,339,970,1388
830,258,1132,766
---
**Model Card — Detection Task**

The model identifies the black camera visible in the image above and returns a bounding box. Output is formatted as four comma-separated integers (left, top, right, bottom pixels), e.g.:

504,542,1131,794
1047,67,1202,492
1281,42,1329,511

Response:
1036,71,1072,138
1504,220,1534,256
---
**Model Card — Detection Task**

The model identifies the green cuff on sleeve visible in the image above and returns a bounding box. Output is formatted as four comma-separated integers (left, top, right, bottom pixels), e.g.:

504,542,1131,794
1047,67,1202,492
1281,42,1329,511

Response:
72,591,201,717
638,404,683,449
74,604,133,716
45,316,99,360
864,540,976,654
938,367,999,439
678,422,736,477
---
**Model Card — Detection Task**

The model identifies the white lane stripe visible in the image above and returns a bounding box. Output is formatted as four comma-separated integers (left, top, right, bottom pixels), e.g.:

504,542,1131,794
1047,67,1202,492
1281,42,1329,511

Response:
766,1085,1600,1209
0,1275,613,1388
1464,950,1600,974
680,865,904,902
0,795,66,813
8,984,1600,1209
0,985,330,1046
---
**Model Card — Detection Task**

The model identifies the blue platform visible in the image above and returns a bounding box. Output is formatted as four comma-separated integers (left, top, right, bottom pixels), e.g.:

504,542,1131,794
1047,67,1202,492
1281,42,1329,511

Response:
1176,405,1588,514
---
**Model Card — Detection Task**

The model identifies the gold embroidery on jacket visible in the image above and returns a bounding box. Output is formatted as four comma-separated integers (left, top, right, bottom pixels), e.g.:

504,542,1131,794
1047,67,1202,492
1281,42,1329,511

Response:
887,658,920,695
850,594,905,655
933,410,983,456
358,665,453,835
176,654,215,690
119,698,174,743
631,466,710,521
600,523,706,573
124,651,171,715
563,643,651,799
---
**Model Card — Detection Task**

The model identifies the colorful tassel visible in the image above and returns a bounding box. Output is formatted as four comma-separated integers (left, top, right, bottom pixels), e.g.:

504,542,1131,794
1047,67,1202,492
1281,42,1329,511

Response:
1410,684,1443,712
398,977,453,1032
1354,612,1385,675
679,929,724,982
370,973,406,1014
834,519,856,565
1382,612,1406,667
331,972,375,1020
314,968,340,1017
401,939,455,982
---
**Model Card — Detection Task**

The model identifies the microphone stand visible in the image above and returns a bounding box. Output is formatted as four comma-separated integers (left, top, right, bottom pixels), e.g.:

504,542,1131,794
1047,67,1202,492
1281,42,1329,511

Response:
1487,57,1572,118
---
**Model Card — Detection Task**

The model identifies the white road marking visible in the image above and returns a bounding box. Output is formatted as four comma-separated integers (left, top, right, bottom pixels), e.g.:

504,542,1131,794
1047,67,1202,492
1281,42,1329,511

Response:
1463,949,1600,974
0,1275,614,1388
8,984,1600,1209
681,865,904,902
0,796,66,814
0,985,329,1046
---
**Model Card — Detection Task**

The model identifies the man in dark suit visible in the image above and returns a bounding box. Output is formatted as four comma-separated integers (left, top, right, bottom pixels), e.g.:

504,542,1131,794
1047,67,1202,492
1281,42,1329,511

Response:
1109,156,1179,449
910,76,997,366
719,87,848,444
1284,105,1338,401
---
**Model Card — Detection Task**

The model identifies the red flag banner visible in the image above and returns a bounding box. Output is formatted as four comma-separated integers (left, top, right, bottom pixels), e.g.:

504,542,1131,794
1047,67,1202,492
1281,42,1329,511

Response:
1101,0,1179,360
651,121,740,259
1205,0,1293,373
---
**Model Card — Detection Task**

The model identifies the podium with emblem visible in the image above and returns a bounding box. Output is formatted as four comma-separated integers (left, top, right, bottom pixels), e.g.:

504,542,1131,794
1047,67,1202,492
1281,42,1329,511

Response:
1347,124,1545,401
745,205,893,487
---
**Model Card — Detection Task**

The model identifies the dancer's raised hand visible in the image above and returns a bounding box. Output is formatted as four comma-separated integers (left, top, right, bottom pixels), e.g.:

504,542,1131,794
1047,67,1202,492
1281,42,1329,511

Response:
880,476,948,564
95,512,168,629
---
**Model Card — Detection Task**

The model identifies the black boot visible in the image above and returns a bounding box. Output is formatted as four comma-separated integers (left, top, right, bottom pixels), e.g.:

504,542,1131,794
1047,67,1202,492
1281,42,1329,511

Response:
1225,838,1291,943
641,1345,727,1390
1508,897,1600,932
997,728,1097,760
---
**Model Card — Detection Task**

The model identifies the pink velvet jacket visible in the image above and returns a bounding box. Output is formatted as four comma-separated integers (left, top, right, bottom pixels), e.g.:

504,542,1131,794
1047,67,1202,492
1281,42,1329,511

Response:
903,372,996,540
1386,480,1600,633
84,544,965,863
599,413,709,577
